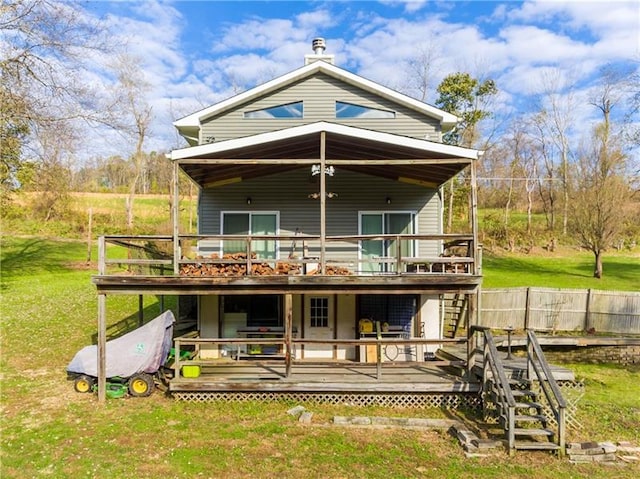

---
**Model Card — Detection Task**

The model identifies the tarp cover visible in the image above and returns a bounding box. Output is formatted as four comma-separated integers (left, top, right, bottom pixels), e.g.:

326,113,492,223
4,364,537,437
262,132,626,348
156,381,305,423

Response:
67,310,175,378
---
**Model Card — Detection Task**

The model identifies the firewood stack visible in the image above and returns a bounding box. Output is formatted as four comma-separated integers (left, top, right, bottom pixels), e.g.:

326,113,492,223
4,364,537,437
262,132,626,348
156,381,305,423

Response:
179,253,350,277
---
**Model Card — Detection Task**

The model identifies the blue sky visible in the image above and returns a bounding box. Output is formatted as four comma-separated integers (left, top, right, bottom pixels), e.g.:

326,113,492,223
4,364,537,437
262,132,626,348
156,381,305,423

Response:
79,0,639,158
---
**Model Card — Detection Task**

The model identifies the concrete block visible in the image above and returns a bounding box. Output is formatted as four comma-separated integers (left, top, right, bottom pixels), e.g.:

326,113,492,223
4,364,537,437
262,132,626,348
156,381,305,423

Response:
298,411,313,424
287,405,305,417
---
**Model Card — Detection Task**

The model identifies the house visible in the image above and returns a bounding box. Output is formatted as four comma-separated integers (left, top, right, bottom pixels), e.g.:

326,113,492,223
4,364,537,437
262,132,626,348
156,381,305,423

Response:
93,39,484,406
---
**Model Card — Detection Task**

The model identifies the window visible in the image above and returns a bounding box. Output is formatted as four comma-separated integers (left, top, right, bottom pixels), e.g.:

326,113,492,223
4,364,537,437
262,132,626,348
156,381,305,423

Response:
221,212,278,259
359,212,415,272
310,297,329,328
336,101,395,119
244,101,303,119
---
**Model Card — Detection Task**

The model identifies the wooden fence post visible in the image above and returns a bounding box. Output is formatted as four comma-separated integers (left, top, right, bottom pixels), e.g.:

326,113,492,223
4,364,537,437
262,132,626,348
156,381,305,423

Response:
585,289,592,332
524,287,531,330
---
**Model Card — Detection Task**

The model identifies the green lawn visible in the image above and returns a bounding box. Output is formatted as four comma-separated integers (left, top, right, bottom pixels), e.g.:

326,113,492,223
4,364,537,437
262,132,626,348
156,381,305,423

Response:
1,236,639,478
482,250,640,290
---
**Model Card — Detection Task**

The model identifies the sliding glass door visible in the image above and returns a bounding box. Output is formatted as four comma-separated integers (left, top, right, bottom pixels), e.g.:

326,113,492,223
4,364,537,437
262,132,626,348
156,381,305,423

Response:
359,212,414,272
222,212,277,259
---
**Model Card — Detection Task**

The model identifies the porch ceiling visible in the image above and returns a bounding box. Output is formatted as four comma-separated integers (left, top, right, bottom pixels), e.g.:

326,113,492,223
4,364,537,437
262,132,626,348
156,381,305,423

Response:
177,130,473,188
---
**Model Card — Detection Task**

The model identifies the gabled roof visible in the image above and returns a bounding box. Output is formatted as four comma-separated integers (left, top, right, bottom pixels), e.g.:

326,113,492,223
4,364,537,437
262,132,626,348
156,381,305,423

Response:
170,121,481,188
173,60,459,134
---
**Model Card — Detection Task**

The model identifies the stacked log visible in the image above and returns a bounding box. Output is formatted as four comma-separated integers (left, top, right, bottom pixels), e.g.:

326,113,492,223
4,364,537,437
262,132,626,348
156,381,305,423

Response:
179,253,349,277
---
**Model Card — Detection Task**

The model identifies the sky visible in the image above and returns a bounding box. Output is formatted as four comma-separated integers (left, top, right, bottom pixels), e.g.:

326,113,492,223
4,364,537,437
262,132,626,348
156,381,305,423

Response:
78,0,640,159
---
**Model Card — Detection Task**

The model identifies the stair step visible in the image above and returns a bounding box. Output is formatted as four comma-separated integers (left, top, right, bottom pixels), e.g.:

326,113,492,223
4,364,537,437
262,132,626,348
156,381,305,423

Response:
513,428,554,437
511,389,537,398
514,401,544,410
514,441,560,451
507,414,547,423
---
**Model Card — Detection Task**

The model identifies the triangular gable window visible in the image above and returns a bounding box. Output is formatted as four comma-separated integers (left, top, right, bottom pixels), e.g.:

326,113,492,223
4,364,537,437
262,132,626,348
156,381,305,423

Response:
244,101,303,119
336,101,395,119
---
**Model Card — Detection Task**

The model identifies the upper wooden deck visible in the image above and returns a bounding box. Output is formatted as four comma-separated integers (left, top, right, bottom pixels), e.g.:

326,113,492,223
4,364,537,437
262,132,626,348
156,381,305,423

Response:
92,233,482,295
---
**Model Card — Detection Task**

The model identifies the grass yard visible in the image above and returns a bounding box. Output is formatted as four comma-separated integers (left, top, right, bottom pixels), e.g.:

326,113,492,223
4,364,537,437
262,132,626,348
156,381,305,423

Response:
1,236,639,478
482,249,640,290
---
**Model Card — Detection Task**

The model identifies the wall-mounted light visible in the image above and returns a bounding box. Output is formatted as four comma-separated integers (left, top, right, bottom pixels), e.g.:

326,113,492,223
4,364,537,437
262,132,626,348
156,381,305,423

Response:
246,197,252,205
386,197,392,204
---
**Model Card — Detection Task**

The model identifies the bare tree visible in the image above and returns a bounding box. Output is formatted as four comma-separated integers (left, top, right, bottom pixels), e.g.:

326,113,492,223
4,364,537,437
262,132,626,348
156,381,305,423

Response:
110,54,153,230
570,73,633,278
534,69,577,236
1,0,112,209
402,40,443,102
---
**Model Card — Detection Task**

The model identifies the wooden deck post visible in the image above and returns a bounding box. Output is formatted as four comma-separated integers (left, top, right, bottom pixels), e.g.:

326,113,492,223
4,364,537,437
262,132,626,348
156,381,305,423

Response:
320,131,326,275
172,160,180,275
466,293,477,379
97,293,107,403
138,295,144,326
284,294,293,378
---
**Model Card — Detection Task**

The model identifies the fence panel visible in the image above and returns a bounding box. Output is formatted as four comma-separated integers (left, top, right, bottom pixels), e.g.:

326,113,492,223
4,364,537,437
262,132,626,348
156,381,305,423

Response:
480,288,640,334
527,288,588,332
589,290,640,334
480,288,528,329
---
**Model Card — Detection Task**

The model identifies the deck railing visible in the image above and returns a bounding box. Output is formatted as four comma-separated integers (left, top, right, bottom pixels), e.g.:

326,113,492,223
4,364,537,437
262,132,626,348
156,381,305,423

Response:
172,334,468,381
97,233,478,277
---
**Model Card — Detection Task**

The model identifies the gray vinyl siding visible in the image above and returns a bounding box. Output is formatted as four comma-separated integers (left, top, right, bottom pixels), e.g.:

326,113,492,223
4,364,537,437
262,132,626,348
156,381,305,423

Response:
197,169,441,261
199,73,441,144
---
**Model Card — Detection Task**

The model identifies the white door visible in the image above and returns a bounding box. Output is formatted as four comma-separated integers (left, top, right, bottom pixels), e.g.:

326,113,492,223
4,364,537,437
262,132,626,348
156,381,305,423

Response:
303,295,334,359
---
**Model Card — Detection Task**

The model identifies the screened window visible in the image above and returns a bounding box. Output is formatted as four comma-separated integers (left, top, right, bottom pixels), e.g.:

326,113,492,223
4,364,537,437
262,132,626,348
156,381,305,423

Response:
310,297,329,328
244,102,303,118
222,212,277,259
336,101,395,119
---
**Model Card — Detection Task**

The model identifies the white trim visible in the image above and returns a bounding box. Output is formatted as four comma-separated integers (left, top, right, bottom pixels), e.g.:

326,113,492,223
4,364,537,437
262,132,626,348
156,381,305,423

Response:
170,121,481,161
174,61,458,130
357,210,417,270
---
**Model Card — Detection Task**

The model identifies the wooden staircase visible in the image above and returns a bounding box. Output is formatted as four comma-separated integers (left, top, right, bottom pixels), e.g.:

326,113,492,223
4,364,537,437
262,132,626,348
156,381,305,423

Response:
443,293,468,338
475,327,567,455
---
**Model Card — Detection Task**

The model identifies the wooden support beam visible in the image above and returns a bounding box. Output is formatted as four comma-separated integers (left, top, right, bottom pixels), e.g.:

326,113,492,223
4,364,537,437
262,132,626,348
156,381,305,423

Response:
97,294,106,403
172,160,180,275
138,295,144,326
284,294,293,378
320,131,326,275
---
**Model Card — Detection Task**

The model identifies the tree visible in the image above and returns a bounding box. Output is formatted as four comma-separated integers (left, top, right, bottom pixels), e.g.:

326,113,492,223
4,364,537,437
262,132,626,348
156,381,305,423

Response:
436,72,497,147
110,54,153,230
1,0,112,210
435,72,497,231
570,76,633,278
402,40,443,102
533,70,578,236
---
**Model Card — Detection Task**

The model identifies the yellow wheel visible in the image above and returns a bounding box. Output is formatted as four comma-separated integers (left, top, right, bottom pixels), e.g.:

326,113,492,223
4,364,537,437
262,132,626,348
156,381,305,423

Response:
128,373,154,397
73,375,95,393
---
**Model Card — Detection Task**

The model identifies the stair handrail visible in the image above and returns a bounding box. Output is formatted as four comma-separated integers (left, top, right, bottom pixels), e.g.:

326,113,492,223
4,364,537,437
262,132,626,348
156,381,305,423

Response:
526,329,567,455
472,326,517,452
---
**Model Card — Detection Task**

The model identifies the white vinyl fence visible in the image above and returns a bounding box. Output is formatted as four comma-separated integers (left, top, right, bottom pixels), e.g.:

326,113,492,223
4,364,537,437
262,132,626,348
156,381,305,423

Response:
480,288,640,334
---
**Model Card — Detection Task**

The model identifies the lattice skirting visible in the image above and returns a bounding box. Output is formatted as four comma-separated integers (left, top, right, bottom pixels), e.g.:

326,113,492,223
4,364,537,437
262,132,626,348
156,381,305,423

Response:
482,380,585,430
172,391,482,410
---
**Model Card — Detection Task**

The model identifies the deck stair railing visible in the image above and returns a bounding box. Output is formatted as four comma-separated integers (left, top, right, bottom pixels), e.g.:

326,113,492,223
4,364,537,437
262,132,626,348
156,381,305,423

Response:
474,326,565,456
525,329,567,455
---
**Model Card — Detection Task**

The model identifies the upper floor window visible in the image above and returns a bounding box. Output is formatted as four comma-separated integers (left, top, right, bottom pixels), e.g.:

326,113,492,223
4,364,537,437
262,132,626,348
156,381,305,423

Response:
336,101,395,119
244,101,303,119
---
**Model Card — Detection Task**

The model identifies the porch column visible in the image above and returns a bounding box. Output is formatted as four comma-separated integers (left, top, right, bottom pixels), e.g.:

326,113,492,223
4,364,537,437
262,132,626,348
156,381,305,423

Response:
172,160,180,275
97,293,106,403
319,131,326,274
469,158,479,275
284,294,293,378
